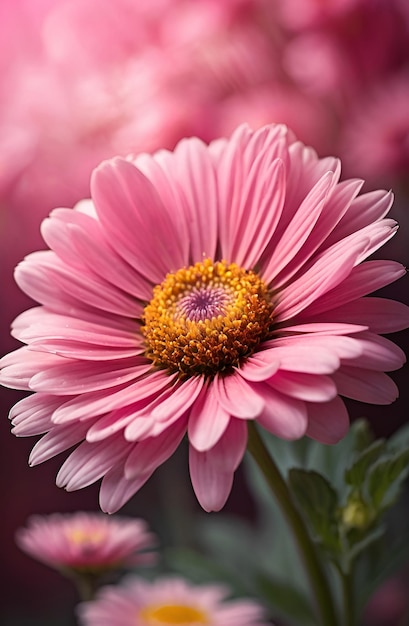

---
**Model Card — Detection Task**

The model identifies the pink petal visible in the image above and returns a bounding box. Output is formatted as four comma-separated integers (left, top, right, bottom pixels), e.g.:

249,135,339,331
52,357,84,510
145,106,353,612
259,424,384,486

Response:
68,222,153,301
325,189,393,245
284,142,340,218
10,394,64,436
117,414,154,442
307,298,409,334
131,151,190,258
39,256,142,318
267,371,337,402
52,371,177,423
124,418,187,479
215,125,288,261
86,407,149,442
272,178,364,289
100,464,150,514
277,322,368,335
124,377,204,441
189,418,247,512
298,260,406,318
29,421,91,466
256,385,308,439
171,137,219,262
235,351,281,382
213,373,265,419
13,308,140,347
306,396,349,444
274,237,368,321
268,335,363,360
258,344,340,374
91,158,187,282
353,220,398,264
15,251,80,311
188,384,231,451
29,360,151,394
342,332,406,371
262,171,337,284
40,208,94,270
150,376,205,421
0,347,62,390
332,367,399,404
56,434,131,491
231,158,286,269
28,341,143,361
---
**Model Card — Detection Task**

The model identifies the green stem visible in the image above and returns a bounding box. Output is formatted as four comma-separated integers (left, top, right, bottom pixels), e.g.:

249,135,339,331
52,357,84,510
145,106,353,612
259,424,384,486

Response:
71,571,101,602
340,569,355,626
247,422,339,626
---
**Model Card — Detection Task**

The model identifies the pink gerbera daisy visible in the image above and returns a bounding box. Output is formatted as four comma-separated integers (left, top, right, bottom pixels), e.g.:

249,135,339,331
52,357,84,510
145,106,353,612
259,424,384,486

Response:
1,124,408,513
77,575,269,626
16,511,157,573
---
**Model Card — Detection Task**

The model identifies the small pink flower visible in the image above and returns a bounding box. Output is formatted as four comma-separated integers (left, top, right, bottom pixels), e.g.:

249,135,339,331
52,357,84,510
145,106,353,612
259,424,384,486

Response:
77,575,269,626
16,511,157,573
1,124,408,513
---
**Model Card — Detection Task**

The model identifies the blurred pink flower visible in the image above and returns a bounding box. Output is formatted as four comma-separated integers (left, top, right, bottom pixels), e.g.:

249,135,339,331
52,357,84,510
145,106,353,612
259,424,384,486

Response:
277,0,362,30
1,124,408,513
77,575,269,626
340,74,409,184
363,576,408,626
16,511,157,573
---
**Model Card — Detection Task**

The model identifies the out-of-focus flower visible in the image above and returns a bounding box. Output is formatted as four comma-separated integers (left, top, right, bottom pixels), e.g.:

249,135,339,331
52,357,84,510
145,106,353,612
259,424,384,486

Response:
363,576,408,626
77,575,269,626
1,124,408,514
16,511,157,574
277,0,363,30
340,74,409,184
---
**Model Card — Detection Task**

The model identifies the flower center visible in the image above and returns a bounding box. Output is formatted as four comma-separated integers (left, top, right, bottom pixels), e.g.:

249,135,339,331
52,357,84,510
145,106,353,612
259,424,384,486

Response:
142,259,274,378
139,604,208,624
67,528,106,546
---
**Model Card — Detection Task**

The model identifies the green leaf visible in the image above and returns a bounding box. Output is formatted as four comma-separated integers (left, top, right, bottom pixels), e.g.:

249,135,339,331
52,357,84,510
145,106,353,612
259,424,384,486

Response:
352,419,376,453
288,469,340,552
346,525,385,563
344,440,385,489
367,448,409,510
165,546,248,592
256,573,316,626
387,420,409,451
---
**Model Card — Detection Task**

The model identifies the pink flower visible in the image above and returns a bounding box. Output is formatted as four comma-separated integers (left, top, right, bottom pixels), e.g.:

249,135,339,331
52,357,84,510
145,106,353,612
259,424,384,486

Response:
340,74,409,185
277,0,363,30
16,511,157,573
77,575,269,626
1,124,408,513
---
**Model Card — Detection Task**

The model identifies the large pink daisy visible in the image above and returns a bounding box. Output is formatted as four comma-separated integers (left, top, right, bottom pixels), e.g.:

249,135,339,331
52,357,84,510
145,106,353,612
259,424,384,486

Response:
1,124,408,513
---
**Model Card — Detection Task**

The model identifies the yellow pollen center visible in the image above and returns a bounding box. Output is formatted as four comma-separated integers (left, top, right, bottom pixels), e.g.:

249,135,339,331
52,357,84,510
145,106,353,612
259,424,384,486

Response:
139,604,208,624
142,259,274,378
67,529,106,546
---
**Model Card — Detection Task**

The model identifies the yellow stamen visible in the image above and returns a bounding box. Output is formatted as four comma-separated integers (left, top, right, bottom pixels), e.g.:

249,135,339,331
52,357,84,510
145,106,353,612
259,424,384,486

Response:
66,529,106,546
142,259,274,378
140,604,208,624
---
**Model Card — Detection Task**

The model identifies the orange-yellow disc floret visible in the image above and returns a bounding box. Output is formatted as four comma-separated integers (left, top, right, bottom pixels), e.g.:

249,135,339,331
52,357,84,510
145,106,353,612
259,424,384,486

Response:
142,259,274,378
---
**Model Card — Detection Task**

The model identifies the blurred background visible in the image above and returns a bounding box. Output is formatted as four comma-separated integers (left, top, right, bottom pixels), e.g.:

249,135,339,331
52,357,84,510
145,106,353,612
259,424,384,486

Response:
1,0,408,624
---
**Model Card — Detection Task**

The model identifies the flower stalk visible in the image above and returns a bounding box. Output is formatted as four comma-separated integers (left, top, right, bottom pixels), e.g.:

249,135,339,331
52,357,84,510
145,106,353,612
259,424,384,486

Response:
247,422,339,626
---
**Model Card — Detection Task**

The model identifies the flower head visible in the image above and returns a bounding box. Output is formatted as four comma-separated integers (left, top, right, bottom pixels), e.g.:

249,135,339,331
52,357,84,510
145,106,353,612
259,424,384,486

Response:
1,124,408,513
16,511,157,573
77,575,269,626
